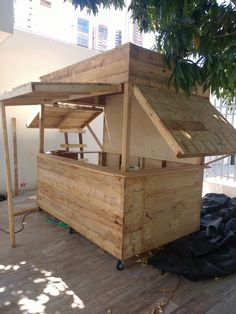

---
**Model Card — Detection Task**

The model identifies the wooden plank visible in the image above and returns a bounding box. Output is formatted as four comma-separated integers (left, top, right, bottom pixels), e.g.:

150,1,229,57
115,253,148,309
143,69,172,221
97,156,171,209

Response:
59,128,85,133
56,110,74,128
0,103,16,247
78,132,84,159
11,118,19,196
121,83,133,172
39,104,45,153
87,124,103,150
64,132,69,151
204,155,230,166
1,82,122,106
60,144,87,149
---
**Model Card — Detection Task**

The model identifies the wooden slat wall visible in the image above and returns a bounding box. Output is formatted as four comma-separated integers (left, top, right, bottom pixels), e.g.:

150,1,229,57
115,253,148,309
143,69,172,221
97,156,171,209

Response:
122,167,203,259
37,154,125,259
40,43,131,84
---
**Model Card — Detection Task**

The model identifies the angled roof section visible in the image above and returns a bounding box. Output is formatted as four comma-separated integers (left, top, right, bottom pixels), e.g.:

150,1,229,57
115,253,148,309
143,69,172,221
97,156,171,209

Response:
27,104,102,129
133,85,236,158
0,82,122,106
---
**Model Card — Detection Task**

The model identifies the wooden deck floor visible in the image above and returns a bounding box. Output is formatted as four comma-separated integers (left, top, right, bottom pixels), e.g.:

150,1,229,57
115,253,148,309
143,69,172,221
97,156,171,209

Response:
0,191,236,314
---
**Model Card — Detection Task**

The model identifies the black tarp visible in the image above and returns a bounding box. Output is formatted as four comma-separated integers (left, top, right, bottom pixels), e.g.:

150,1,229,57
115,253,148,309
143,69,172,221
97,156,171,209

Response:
0,195,6,202
148,193,236,281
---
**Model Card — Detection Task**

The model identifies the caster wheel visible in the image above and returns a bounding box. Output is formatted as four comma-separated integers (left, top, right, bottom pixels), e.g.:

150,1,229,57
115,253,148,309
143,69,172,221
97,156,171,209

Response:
116,260,125,271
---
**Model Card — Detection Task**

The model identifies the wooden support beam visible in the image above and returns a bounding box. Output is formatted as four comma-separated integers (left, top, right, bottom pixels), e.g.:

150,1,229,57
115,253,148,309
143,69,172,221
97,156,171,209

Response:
64,132,69,151
59,129,85,133
39,104,45,153
78,132,84,159
121,83,133,172
87,124,103,150
60,144,87,149
99,152,106,166
0,103,16,247
11,118,19,196
204,155,230,166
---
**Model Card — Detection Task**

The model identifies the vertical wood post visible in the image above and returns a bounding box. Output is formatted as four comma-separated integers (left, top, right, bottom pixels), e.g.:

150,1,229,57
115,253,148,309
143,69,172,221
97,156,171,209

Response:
0,104,16,247
78,132,84,159
39,104,45,153
121,83,133,172
11,118,19,196
64,132,69,151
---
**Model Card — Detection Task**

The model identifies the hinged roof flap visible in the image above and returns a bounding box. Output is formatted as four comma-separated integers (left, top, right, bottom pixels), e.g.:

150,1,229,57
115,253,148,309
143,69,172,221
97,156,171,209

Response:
133,85,236,158
27,104,103,129
0,82,122,106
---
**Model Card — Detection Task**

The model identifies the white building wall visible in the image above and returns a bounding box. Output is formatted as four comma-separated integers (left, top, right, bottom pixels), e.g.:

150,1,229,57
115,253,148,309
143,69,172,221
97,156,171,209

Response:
0,0,14,43
0,29,101,193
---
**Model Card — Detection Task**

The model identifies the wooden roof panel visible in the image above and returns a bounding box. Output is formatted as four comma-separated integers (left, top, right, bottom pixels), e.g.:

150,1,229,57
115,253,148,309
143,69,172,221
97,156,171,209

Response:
134,85,236,158
0,82,122,106
27,105,103,129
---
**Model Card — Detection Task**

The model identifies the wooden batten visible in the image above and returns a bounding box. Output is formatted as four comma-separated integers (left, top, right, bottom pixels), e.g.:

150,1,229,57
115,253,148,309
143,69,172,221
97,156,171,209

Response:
60,144,87,149
39,104,45,153
11,118,19,196
0,103,16,247
87,124,103,151
121,83,133,172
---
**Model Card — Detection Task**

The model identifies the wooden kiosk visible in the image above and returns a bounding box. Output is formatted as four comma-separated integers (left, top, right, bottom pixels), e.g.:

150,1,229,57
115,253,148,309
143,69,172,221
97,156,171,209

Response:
1,43,236,263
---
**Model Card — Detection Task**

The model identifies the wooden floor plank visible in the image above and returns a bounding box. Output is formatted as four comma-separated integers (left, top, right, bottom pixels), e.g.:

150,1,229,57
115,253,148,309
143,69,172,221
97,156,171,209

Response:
0,191,235,313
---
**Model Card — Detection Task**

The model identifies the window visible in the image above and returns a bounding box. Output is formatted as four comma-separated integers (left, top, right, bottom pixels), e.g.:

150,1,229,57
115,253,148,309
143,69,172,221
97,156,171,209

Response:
77,18,89,34
115,30,122,47
77,33,89,48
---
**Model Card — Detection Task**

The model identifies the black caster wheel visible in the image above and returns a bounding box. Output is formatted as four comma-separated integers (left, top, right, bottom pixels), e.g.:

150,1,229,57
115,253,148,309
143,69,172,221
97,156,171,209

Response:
116,260,125,271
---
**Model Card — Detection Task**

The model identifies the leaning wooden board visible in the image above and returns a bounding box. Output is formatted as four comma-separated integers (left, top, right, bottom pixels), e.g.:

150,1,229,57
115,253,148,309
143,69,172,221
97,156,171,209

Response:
37,154,203,259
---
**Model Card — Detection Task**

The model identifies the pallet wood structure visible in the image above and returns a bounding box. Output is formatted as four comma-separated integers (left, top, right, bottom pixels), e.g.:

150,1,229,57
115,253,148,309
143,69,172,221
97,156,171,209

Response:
1,43,236,262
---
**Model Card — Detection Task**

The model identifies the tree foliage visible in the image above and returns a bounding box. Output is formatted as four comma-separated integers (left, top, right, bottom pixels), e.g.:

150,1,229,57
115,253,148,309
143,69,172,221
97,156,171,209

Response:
67,0,236,98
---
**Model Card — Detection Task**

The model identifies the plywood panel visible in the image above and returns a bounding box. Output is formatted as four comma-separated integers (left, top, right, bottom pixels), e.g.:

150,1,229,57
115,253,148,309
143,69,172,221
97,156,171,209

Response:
134,85,236,158
103,94,198,164
37,154,125,259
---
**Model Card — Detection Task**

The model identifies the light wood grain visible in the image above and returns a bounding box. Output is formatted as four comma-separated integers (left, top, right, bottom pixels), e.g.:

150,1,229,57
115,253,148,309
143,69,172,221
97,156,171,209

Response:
0,103,16,247
11,118,19,196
